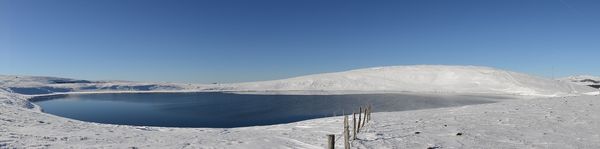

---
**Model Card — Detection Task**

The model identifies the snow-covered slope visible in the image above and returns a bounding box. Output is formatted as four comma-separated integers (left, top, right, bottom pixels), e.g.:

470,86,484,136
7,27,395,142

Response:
0,75,205,95
2,65,597,97
224,65,597,96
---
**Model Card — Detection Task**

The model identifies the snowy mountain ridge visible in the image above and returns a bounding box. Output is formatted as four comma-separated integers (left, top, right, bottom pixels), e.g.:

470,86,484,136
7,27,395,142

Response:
1,65,597,97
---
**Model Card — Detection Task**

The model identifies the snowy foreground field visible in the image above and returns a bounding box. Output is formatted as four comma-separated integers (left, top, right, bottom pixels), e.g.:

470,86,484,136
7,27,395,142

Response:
1,65,599,148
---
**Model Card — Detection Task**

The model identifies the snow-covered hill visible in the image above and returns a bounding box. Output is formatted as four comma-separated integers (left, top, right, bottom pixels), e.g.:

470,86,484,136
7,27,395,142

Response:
0,75,203,95
224,65,597,96
2,65,597,97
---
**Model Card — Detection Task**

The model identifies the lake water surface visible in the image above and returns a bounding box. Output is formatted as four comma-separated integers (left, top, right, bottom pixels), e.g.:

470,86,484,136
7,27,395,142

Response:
32,92,507,128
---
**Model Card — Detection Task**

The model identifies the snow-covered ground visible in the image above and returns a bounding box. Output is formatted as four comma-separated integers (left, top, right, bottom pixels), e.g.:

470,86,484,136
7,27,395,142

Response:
1,65,599,148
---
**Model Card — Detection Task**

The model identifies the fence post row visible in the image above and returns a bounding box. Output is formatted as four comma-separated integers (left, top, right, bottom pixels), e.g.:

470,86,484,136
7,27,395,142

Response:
327,104,374,149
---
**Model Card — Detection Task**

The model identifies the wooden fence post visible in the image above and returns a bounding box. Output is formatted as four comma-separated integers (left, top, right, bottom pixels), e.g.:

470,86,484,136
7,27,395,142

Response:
364,105,368,123
358,107,362,132
367,104,372,122
344,115,350,149
327,134,335,149
353,112,357,140
367,104,373,121
361,107,367,128
366,105,369,122
367,105,370,122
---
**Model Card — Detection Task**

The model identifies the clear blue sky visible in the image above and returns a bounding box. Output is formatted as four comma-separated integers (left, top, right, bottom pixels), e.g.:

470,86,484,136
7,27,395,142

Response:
2,0,599,83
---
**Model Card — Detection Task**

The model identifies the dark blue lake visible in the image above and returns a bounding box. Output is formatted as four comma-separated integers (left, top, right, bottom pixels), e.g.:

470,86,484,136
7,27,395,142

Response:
32,92,506,128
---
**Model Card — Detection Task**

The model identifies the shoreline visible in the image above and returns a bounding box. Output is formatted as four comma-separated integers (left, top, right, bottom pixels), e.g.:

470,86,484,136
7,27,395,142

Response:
23,89,537,100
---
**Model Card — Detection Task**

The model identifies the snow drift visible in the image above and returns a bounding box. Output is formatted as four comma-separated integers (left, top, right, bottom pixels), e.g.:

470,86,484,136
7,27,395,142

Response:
225,65,597,96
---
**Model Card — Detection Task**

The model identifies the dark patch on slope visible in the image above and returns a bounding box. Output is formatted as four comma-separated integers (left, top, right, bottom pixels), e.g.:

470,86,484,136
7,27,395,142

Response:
9,87,72,95
49,79,93,84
